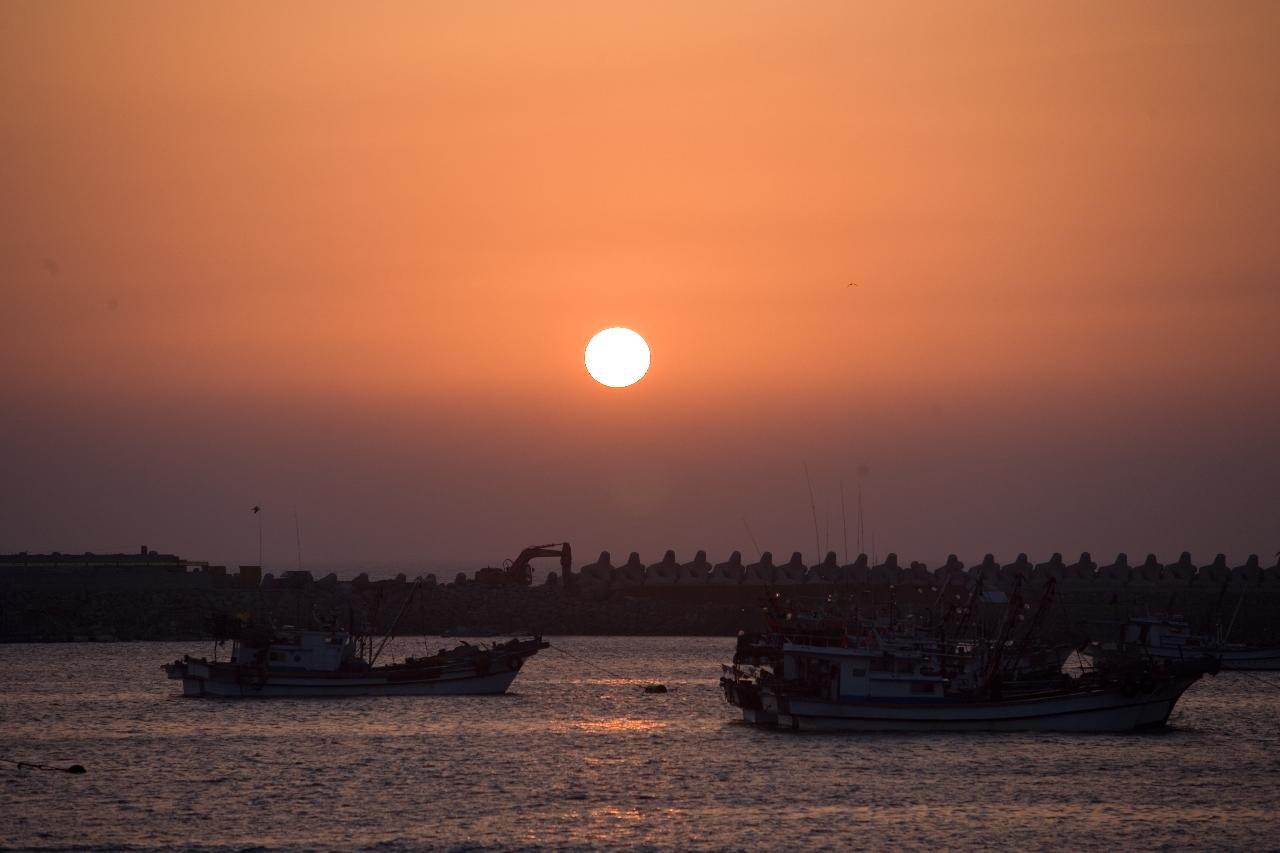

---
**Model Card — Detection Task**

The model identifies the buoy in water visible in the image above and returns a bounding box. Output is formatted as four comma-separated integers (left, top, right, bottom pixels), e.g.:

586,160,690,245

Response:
643,684,668,693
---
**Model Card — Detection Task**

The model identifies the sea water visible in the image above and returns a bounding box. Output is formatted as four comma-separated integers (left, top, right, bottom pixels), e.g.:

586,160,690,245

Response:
2,637,1278,851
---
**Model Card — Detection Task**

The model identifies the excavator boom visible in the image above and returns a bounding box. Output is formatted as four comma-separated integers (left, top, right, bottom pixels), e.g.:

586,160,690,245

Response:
475,542,572,586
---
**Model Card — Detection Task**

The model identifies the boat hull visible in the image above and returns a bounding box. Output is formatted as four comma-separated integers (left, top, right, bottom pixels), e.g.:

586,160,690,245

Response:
166,637,546,698
1219,649,1280,671
720,676,778,725
760,677,1200,733
180,668,522,698
1105,645,1280,672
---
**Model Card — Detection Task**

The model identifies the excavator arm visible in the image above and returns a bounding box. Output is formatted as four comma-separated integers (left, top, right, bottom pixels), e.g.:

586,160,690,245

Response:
477,542,572,586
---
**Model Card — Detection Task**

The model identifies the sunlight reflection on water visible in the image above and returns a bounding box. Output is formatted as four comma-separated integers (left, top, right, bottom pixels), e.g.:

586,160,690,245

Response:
2,637,1279,851
563,718,668,734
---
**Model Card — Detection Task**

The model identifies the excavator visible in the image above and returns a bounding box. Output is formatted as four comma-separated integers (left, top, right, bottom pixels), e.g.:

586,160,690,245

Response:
473,542,572,587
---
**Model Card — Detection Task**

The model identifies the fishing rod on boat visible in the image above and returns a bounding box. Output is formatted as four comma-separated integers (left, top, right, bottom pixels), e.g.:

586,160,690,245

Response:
2,757,85,774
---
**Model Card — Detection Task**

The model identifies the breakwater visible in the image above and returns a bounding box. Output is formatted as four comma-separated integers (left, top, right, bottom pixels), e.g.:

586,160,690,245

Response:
3,550,1279,644
0,578,748,641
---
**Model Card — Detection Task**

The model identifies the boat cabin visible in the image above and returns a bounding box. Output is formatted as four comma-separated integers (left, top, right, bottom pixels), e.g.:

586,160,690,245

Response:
1118,617,1208,652
231,627,358,672
782,642,947,702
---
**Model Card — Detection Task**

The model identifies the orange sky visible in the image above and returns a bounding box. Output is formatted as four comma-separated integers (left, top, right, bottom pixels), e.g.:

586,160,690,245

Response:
2,2,1277,569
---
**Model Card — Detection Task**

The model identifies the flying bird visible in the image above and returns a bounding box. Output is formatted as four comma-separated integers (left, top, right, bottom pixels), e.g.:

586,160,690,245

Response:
250,505,261,514
847,282,858,287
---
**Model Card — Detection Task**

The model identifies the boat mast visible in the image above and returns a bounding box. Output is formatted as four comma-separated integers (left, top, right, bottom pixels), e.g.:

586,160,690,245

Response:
742,516,762,560
1222,594,1245,644
293,508,303,572
951,563,985,652
840,480,848,565
1005,577,1057,679
804,463,821,565
856,480,864,557
981,575,1024,691
369,576,424,666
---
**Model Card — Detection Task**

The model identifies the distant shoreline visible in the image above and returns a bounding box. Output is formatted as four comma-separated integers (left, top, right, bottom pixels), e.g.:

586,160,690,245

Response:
0,632,742,644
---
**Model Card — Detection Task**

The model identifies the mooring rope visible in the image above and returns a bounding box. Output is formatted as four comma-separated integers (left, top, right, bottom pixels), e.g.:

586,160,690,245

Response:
546,642,634,681
547,642,669,691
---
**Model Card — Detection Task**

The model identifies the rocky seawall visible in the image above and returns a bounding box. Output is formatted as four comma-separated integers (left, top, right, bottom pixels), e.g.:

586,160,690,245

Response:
0,580,750,641
4,564,1280,645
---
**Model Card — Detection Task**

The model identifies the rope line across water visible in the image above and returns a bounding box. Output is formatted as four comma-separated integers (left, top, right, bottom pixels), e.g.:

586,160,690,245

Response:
547,642,671,691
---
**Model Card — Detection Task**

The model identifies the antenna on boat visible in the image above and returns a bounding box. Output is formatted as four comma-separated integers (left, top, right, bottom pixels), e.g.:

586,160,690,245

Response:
856,481,865,557
1223,594,1245,644
804,462,821,565
742,516,762,560
250,504,264,569
840,479,848,565
823,506,830,558
293,508,303,572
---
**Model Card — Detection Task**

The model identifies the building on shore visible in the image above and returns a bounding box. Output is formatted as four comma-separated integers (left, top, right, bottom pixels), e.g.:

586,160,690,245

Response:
0,547,249,591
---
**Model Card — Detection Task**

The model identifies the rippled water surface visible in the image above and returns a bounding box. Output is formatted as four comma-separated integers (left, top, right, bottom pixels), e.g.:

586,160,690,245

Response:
2,637,1279,851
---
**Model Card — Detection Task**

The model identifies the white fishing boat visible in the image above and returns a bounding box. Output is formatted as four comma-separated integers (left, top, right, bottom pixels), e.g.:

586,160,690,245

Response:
721,581,1218,732
1087,616,1280,672
1216,645,1280,671
163,627,547,698
726,638,1208,732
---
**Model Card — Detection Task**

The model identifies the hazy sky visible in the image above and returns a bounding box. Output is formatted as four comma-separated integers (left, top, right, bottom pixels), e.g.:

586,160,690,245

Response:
3,2,1277,571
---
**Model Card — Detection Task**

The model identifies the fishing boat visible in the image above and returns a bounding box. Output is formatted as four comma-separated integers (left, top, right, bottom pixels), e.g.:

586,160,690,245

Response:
163,627,547,697
721,580,1219,732
164,547,572,698
1087,615,1280,672
1216,645,1280,671
723,634,1214,732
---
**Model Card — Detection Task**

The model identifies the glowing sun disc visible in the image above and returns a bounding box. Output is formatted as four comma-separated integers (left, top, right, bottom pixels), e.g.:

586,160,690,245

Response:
585,327,650,388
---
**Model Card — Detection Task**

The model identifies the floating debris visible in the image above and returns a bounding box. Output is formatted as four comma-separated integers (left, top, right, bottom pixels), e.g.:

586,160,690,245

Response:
3,758,85,774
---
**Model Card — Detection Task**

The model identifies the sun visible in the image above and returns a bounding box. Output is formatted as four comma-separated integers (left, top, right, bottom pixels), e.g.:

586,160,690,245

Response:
585,327,650,388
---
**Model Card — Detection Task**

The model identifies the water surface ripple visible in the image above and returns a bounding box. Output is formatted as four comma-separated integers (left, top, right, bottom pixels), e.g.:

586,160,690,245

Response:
2,637,1278,851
